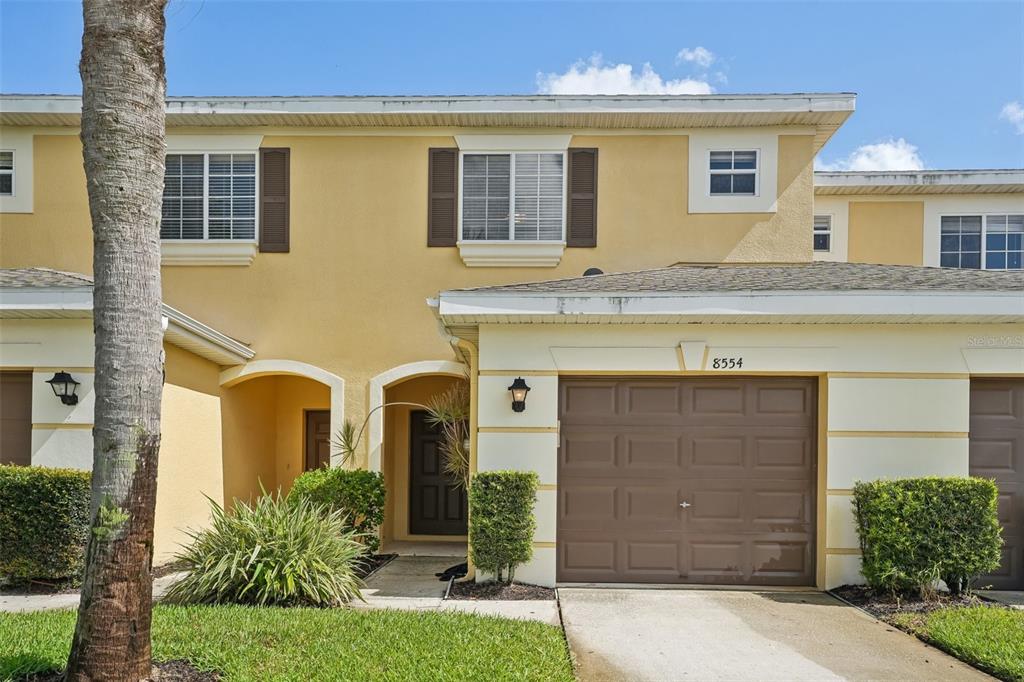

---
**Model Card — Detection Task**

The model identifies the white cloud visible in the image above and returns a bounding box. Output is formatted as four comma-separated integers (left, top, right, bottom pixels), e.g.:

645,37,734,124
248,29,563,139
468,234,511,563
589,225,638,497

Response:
816,138,925,172
1000,101,1024,134
536,55,713,95
676,46,715,68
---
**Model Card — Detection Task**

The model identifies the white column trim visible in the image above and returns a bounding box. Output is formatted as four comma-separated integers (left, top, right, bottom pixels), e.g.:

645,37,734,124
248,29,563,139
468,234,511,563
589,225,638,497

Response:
220,359,346,464
367,360,466,472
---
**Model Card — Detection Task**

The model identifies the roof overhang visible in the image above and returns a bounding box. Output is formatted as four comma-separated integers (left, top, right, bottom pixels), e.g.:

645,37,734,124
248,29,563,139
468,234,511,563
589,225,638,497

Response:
0,93,856,150
434,290,1024,326
0,285,254,366
814,170,1024,195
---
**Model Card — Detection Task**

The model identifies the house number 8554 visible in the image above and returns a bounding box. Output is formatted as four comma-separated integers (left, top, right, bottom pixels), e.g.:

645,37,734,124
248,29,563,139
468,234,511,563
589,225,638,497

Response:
711,358,743,369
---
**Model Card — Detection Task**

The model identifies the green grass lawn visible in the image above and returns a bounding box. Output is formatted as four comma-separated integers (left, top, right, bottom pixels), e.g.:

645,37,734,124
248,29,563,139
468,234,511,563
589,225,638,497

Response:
891,606,1024,681
0,605,574,682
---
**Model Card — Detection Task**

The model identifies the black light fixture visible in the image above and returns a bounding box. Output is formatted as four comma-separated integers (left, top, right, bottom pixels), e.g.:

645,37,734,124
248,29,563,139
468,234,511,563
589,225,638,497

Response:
46,371,80,406
508,377,530,413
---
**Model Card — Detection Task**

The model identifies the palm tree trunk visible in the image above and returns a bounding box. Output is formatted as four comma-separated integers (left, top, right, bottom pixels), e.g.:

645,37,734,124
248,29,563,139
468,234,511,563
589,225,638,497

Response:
65,1,168,680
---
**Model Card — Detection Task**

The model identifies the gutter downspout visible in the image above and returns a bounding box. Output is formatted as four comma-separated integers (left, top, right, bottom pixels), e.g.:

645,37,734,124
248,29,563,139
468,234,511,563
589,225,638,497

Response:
450,335,479,582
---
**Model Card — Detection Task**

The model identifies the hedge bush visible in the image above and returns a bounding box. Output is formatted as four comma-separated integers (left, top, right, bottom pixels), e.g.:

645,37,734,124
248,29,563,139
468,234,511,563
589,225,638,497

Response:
852,476,1002,596
469,471,538,583
0,465,91,584
165,492,365,606
289,468,386,552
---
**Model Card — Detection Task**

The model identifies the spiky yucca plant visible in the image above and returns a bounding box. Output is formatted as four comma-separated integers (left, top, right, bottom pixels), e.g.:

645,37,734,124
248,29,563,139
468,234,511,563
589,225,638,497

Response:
164,492,365,607
425,381,471,489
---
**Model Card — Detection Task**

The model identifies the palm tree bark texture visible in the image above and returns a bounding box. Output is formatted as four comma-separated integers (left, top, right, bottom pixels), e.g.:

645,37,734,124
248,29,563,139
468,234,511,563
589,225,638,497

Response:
65,1,168,680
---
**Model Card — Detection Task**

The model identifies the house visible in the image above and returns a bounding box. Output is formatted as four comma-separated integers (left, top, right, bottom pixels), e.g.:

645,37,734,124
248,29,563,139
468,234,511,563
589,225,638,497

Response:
0,93,1021,590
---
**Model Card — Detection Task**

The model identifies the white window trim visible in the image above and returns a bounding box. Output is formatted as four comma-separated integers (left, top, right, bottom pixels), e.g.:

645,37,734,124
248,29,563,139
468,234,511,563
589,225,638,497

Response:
813,213,833,253
939,212,1024,271
0,129,33,213
0,149,14,197
455,149,567,267
159,150,259,267
707,148,760,199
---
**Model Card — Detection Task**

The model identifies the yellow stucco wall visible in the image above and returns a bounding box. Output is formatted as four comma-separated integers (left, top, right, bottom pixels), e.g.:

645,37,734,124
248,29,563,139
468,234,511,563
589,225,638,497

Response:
847,200,925,265
0,129,818,470
381,374,464,542
156,343,225,561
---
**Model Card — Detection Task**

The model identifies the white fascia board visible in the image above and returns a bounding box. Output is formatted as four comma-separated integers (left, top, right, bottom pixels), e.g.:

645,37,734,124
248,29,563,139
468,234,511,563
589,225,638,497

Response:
1,93,856,117
162,304,254,363
814,170,1024,189
437,290,1024,321
0,286,93,312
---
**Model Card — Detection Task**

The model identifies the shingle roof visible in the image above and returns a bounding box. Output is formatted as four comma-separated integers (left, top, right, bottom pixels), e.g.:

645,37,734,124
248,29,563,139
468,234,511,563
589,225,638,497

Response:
0,268,93,288
449,262,1024,295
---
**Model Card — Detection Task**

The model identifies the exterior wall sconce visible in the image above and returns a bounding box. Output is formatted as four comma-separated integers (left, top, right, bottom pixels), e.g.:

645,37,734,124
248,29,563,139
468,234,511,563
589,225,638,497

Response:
46,371,80,405
508,377,530,413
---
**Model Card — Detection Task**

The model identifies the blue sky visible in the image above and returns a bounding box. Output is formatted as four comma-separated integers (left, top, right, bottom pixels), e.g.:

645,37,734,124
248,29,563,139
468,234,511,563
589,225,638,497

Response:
1,1,1022,169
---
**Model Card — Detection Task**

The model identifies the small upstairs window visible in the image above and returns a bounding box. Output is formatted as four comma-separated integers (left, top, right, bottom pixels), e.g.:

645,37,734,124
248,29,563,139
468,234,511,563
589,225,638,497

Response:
461,151,565,242
709,150,757,196
813,215,832,252
0,151,13,196
940,214,1023,270
161,152,257,241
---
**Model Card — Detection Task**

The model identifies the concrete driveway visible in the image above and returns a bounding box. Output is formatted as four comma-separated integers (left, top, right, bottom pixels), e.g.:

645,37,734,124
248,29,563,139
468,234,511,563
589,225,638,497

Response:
558,588,988,681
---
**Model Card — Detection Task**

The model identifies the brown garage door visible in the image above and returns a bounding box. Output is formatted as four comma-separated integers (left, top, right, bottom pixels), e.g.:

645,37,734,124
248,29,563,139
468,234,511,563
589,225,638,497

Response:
1,371,32,466
558,377,817,585
970,379,1024,590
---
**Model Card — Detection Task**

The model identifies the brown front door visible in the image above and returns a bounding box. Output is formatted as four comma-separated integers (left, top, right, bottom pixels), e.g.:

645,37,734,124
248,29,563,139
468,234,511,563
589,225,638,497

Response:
304,410,331,471
970,379,1024,589
558,377,817,585
409,410,467,535
0,372,32,466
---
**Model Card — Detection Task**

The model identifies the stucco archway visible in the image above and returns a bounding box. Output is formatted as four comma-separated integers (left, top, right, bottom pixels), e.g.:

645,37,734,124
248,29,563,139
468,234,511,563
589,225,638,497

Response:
367,360,466,472
220,359,346,463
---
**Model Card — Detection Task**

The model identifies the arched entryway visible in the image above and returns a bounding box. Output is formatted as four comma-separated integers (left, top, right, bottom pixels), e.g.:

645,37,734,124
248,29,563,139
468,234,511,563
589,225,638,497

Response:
219,360,345,502
368,361,467,548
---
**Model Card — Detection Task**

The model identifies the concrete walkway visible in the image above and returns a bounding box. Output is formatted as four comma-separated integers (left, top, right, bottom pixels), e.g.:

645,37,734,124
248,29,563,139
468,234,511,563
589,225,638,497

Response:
559,588,988,681
0,572,185,614
981,590,1024,609
356,555,559,625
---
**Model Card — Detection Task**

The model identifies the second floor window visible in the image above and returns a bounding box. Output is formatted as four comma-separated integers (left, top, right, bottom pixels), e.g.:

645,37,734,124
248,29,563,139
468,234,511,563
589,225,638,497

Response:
941,214,1023,270
161,153,257,241
462,152,565,241
0,151,13,196
813,215,832,252
709,150,757,196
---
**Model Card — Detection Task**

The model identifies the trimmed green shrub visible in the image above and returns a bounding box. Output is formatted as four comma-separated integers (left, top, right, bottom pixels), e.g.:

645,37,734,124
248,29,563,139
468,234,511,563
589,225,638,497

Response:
469,470,538,583
0,465,91,584
165,492,365,607
289,468,386,552
853,476,1002,596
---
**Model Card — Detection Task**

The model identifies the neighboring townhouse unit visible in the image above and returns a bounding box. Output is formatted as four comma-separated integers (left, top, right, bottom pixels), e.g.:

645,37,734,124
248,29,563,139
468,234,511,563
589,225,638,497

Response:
0,93,1021,590
812,169,1024,268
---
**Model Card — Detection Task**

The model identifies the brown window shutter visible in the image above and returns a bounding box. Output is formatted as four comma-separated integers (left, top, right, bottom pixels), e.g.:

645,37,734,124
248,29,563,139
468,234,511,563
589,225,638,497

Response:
567,148,598,247
259,147,290,253
428,148,458,247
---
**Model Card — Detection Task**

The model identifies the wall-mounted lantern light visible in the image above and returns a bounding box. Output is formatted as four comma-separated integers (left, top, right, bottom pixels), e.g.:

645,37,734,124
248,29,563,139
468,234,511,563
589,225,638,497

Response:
508,377,530,413
46,371,80,406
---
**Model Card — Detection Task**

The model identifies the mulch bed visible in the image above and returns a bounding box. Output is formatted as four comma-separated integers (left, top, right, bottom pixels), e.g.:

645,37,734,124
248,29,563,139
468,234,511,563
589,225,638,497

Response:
356,553,397,580
831,584,998,620
18,660,219,681
447,581,555,601
0,578,78,596
153,561,189,579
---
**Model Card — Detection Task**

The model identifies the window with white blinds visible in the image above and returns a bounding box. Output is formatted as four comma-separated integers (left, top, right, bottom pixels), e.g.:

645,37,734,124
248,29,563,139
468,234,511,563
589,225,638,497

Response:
462,152,565,242
813,215,832,252
161,152,257,241
940,214,1022,270
0,151,14,196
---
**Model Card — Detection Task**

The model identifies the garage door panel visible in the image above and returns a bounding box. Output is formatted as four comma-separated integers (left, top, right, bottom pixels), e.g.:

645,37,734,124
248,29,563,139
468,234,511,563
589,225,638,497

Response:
558,377,816,585
970,379,1024,589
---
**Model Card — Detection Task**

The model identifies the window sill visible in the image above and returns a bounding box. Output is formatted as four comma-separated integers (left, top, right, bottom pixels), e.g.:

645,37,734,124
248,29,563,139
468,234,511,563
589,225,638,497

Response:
160,241,257,266
457,241,566,268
